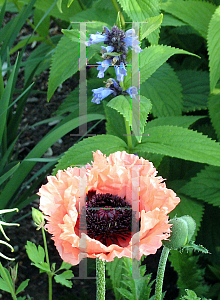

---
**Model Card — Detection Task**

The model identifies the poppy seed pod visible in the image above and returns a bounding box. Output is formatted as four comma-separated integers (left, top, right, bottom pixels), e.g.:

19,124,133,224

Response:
32,207,45,229
179,215,196,242
162,217,188,250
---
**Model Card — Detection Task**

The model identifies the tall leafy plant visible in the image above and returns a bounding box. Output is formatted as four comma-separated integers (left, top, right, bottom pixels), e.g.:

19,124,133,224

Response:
44,0,220,298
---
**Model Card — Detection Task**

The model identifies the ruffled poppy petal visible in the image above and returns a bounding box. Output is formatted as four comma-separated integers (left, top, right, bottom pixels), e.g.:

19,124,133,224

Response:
39,150,180,265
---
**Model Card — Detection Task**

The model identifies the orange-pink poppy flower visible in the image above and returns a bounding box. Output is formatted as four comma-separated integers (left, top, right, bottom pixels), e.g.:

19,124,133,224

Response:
38,150,180,265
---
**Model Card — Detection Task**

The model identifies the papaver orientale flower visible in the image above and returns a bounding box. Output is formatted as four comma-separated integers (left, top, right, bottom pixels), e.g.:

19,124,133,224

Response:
38,151,180,265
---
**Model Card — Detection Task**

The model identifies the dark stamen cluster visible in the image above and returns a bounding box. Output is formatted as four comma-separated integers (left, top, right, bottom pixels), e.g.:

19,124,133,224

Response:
103,26,128,65
82,191,132,247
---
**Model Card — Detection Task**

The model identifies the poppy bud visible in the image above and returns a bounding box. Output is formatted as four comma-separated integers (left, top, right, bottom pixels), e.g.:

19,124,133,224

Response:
179,215,196,242
162,217,188,250
32,207,45,230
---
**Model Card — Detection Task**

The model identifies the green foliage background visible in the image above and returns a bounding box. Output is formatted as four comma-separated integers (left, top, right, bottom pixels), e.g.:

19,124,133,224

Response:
1,0,220,299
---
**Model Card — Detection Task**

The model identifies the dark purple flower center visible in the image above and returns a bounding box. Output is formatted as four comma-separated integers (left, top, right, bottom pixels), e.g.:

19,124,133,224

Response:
84,191,132,247
103,26,128,65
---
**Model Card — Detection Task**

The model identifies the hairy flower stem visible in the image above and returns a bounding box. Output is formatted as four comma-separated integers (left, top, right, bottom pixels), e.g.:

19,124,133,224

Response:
125,119,133,152
155,246,170,300
42,227,52,300
96,258,105,300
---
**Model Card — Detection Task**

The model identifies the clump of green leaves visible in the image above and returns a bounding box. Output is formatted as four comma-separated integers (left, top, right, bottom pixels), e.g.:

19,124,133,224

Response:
181,289,211,300
0,262,29,300
106,256,153,300
169,250,210,298
25,241,74,288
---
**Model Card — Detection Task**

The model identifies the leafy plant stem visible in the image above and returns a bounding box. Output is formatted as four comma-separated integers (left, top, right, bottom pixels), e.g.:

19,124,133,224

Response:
155,246,170,300
96,258,105,300
125,119,133,152
41,227,52,300
110,0,125,28
0,262,17,300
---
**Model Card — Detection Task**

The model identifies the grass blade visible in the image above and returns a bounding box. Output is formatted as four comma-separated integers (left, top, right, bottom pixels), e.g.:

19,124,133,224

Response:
0,114,104,209
0,162,20,185
0,54,20,145
0,0,37,62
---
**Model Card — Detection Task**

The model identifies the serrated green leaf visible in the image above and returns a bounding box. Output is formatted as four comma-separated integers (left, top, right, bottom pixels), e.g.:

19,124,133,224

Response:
140,14,163,41
16,279,30,295
106,257,125,300
208,89,220,141
161,0,216,39
176,70,209,112
53,134,128,173
169,251,209,297
47,33,96,100
62,28,81,43
59,262,73,270
47,35,78,100
134,125,220,166
117,287,133,300
145,116,204,129
107,95,152,142
184,242,209,254
180,165,220,207
54,270,73,288
104,101,129,144
68,7,116,24
181,289,211,300
117,0,160,44
162,14,186,27
169,194,204,237
140,63,183,117
197,205,220,265
25,241,45,264
208,6,220,92
124,45,198,89
33,262,51,273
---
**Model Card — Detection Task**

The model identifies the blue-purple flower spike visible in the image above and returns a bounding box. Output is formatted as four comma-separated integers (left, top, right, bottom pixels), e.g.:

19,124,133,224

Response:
97,60,112,78
126,86,138,99
123,29,142,53
115,62,127,82
85,32,108,47
91,78,138,104
91,87,114,104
